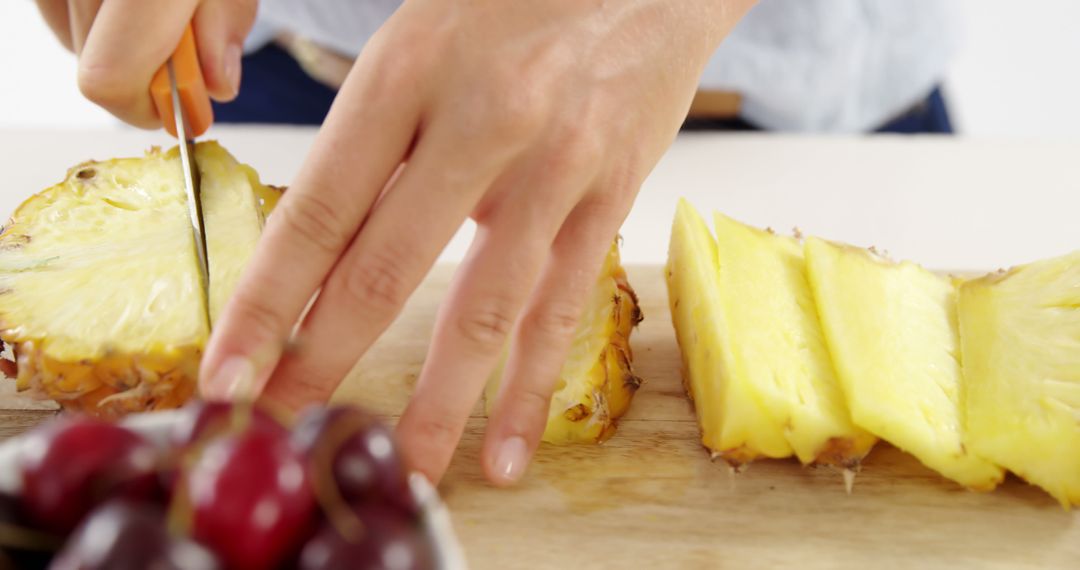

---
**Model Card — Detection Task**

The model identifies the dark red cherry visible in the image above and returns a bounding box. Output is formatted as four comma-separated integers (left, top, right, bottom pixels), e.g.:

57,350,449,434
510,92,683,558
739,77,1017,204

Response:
299,504,435,570
184,427,316,570
48,501,220,570
292,406,415,514
19,417,160,533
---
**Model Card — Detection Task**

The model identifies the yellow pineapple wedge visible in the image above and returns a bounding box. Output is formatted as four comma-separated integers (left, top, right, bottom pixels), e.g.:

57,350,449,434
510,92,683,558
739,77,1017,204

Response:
804,237,1003,490
0,142,279,417
710,212,876,467
958,251,1080,506
666,200,792,464
485,242,643,443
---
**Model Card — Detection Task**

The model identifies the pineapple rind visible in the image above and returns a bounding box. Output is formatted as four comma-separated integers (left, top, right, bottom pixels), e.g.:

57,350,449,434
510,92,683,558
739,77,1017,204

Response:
959,251,1080,506
804,237,1003,490
712,213,876,466
666,200,792,463
485,242,642,444
0,143,279,416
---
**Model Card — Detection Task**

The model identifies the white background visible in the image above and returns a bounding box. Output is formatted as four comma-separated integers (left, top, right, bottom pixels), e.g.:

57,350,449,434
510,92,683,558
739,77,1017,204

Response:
2,0,1080,138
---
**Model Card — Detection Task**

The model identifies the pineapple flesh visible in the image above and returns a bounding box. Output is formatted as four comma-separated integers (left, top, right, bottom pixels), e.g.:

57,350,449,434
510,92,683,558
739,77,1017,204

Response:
958,251,1080,506
804,237,1003,490
710,212,876,467
0,142,278,417
666,200,792,464
486,242,643,443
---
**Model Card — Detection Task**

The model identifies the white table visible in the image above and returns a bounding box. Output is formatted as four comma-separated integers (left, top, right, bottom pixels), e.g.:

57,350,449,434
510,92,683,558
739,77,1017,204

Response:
3,126,1077,271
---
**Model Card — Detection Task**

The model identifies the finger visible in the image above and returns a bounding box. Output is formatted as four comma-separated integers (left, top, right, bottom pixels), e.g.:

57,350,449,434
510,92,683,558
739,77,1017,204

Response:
394,163,591,485
193,0,258,102
76,0,199,127
35,0,73,52
66,0,102,54
482,192,631,485
199,41,427,400
257,123,515,411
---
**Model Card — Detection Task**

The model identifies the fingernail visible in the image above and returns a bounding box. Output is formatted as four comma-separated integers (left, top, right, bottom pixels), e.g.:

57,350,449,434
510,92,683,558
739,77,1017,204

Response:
493,436,527,484
224,43,242,97
205,356,255,401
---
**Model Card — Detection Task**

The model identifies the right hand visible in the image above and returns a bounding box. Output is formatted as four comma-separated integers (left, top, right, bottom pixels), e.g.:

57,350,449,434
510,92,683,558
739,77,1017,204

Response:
35,0,258,128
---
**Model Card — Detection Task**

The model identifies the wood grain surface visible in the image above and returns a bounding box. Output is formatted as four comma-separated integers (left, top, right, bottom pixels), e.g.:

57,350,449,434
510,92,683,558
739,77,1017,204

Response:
2,265,1077,569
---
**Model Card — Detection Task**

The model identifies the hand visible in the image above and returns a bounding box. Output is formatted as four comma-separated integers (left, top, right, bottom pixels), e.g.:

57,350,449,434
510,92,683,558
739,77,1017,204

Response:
200,0,756,485
35,0,257,127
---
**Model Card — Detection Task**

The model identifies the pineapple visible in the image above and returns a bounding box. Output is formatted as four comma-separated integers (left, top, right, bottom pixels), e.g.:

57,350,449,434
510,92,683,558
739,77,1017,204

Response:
666,200,791,464
709,212,876,467
958,251,1080,506
486,242,643,443
0,142,278,417
804,237,1003,490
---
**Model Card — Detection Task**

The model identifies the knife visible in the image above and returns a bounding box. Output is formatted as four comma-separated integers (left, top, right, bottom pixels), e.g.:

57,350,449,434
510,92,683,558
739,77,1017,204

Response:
150,25,214,330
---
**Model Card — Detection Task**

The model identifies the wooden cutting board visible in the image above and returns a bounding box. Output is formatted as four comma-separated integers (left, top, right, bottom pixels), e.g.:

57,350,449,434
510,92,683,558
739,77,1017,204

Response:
2,265,1078,569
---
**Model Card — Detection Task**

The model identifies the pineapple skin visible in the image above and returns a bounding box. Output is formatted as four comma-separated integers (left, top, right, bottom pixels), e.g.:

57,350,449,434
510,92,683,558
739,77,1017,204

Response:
486,242,644,444
0,143,279,418
804,237,1003,490
711,212,876,467
959,251,1080,506
666,200,792,464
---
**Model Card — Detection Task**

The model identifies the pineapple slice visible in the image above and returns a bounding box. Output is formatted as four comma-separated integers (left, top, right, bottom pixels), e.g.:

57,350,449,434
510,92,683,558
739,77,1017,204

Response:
0,142,278,417
485,242,643,443
959,251,1080,506
711,212,876,466
666,200,791,464
804,237,1003,490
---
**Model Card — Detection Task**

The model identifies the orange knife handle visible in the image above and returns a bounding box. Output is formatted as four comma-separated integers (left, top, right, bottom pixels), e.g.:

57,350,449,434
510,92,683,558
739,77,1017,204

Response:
151,24,213,139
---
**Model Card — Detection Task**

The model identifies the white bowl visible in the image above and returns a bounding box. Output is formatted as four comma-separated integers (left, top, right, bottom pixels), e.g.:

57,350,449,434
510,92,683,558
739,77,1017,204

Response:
0,410,467,569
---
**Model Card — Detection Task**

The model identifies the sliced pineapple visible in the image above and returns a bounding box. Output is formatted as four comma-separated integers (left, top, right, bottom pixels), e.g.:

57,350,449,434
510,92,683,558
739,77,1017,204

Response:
0,142,278,417
959,251,1080,506
666,200,791,464
485,242,643,443
199,143,280,322
711,213,876,466
804,237,1003,490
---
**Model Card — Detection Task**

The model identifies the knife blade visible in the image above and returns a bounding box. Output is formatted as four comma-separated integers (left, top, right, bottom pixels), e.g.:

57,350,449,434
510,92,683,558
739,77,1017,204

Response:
151,25,215,330
168,60,211,330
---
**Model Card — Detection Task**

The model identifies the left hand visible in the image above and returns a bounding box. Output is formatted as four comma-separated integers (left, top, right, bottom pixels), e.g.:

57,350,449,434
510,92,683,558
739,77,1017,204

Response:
199,0,756,486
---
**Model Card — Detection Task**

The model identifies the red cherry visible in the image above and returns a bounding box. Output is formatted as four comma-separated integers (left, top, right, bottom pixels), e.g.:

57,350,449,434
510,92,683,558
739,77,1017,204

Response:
170,400,286,448
49,501,221,570
299,504,435,570
292,406,415,514
19,417,160,533
184,428,316,570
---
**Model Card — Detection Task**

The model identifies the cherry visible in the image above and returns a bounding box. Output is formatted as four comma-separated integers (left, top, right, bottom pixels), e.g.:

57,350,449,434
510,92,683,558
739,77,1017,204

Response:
292,406,416,514
299,504,435,570
0,492,59,570
184,427,316,570
49,501,220,570
19,417,160,533
170,400,286,448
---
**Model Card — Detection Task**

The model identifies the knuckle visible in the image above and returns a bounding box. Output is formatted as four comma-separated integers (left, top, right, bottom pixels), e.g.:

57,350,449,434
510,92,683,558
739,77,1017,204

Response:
524,301,584,342
275,193,350,256
455,299,518,352
343,248,412,314
484,84,545,141
232,295,290,337
577,189,628,223
513,384,555,421
546,127,602,174
409,414,462,450
76,62,133,110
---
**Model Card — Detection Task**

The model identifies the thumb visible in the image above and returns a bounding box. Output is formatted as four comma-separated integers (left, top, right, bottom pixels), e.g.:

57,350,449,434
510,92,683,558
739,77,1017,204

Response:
193,0,259,102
